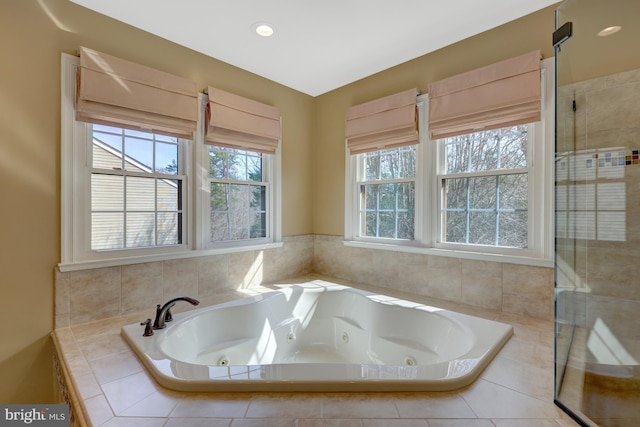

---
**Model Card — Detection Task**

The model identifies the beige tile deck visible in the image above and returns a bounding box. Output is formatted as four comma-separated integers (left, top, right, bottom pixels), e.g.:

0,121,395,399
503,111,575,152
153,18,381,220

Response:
53,277,579,427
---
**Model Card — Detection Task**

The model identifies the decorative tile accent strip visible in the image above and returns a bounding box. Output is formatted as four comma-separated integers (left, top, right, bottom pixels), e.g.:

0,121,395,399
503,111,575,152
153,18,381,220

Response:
53,349,79,427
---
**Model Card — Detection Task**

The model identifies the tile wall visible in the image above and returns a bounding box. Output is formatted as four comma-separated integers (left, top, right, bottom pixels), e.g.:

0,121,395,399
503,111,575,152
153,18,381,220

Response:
55,235,314,328
313,235,554,320
55,234,554,328
556,67,640,335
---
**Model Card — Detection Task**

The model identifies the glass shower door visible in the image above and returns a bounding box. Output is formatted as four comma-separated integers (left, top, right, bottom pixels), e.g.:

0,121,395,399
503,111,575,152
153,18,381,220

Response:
553,1,576,404
554,1,640,426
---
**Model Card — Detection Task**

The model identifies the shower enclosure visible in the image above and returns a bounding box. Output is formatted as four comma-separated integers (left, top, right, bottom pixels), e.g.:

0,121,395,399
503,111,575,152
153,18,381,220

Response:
554,1,640,426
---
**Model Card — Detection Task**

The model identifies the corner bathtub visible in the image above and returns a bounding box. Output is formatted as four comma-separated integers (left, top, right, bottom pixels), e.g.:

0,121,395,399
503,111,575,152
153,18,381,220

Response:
122,281,513,392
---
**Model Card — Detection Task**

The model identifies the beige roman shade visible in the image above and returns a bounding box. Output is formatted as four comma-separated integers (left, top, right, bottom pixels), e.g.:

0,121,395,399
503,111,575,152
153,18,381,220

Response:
346,88,419,155
428,50,541,140
76,46,198,139
205,87,281,154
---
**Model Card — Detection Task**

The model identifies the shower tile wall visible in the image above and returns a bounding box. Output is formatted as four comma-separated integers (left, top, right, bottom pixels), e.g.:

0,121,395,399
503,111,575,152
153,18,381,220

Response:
557,66,640,334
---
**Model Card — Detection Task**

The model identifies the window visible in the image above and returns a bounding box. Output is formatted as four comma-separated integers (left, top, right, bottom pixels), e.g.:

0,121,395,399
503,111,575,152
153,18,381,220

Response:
206,146,271,244
346,59,554,265
61,53,282,269
357,146,416,241
62,111,191,263
90,125,185,250
438,125,530,249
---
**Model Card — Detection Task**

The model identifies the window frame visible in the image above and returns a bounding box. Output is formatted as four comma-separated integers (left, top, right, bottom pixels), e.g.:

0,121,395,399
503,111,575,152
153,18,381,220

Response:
434,123,539,257
345,99,427,248
196,140,279,251
60,54,282,271
86,123,190,253
353,145,419,244
345,58,554,267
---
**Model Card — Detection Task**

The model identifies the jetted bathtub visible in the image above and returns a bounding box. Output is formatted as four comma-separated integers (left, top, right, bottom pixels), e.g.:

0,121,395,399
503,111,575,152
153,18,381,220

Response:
122,281,513,392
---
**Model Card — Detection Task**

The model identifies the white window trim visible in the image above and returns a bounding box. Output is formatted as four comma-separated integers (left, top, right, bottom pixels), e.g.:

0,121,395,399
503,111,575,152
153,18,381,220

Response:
433,122,540,258
60,54,282,272
345,58,555,268
195,94,282,251
344,98,427,248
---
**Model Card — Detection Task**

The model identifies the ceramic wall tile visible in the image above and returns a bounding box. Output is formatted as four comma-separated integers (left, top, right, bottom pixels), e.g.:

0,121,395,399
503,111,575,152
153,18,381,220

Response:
262,237,312,284
424,264,462,302
121,262,163,314
366,249,403,288
56,235,554,324
461,260,503,311
310,235,553,317
312,235,351,280
69,267,121,325
57,236,315,324
162,258,199,299
585,247,640,301
197,254,230,296
502,264,553,320
396,262,429,296
572,77,606,94
228,250,264,289
586,294,640,340
55,270,70,328
587,83,640,134
605,67,640,87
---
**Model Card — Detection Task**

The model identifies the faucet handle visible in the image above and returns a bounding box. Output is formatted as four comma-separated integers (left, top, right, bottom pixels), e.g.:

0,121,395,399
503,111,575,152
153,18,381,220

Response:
164,308,173,323
152,304,163,329
140,318,154,337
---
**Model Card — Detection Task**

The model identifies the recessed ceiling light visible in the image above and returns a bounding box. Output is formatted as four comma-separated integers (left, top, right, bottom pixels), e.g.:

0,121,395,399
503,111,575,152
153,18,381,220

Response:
253,23,274,37
597,26,621,37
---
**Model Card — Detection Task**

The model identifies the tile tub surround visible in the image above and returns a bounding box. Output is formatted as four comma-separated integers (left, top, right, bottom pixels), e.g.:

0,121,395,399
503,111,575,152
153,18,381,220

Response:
56,234,554,330
313,235,554,320
55,235,314,328
52,277,578,427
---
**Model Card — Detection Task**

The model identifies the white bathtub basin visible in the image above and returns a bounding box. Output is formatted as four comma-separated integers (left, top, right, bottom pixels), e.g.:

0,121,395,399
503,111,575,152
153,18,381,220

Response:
122,280,512,392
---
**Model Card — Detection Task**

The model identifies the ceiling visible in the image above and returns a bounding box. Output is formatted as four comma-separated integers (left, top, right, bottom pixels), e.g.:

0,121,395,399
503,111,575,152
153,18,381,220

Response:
69,0,559,97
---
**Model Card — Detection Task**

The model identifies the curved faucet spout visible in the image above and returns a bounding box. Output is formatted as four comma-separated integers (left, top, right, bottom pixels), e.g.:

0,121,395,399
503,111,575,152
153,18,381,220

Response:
152,296,200,329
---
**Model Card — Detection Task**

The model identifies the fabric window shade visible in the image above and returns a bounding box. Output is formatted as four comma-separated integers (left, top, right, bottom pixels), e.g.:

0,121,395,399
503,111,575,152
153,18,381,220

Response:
76,46,198,139
428,50,541,140
205,87,281,154
346,88,419,155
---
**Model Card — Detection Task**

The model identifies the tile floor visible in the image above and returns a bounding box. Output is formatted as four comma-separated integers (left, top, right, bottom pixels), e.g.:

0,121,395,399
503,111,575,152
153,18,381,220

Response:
53,276,580,427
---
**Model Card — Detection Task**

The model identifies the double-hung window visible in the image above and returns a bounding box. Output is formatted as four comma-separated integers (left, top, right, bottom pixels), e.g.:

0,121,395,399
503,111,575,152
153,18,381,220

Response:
200,86,281,250
63,119,191,264
61,50,282,270
346,55,554,265
90,125,186,251
205,146,272,245
356,146,416,241
437,124,532,251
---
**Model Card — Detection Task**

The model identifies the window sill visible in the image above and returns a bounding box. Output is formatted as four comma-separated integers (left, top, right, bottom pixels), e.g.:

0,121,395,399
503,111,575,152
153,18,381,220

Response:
342,240,554,268
58,241,284,272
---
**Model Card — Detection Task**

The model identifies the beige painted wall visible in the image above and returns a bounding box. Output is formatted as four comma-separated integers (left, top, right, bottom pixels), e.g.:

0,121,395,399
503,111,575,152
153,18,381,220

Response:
311,4,559,235
0,0,562,403
0,0,313,403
